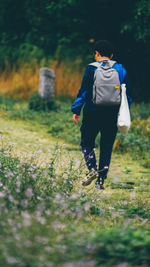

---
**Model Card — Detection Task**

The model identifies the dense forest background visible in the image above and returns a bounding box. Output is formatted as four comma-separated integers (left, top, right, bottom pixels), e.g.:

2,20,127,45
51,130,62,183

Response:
0,0,150,101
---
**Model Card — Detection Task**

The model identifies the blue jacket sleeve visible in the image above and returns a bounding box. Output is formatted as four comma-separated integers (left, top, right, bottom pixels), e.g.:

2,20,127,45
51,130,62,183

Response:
71,66,94,115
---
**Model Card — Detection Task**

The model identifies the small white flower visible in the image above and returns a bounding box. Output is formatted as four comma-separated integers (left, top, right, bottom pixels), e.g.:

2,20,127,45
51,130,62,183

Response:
37,149,43,153
70,194,78,200
84,203,90,211
22,211,31,219
25,188,33,198
7,257,18,264
0,192,5,198
37,196,43,201
45,210,51,215
55,193,61,200
32,174,36,179
130,192,135,198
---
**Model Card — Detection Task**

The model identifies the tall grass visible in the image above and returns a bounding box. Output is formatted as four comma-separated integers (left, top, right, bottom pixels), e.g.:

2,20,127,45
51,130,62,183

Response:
0,59,83,99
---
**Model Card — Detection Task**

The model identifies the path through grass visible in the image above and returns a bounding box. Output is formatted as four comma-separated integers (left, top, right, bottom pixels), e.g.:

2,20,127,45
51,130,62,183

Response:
0,107,150,266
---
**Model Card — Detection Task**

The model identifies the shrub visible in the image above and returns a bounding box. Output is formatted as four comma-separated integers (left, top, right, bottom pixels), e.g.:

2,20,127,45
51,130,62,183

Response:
131,103,150,120
28,93,59,111
89,227,150,266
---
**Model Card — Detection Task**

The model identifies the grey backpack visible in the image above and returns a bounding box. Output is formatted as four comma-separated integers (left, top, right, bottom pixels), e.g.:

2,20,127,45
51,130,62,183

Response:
89,60,121,106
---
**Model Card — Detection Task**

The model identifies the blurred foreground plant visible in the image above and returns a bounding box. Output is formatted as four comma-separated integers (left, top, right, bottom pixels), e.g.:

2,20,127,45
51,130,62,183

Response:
0,142,150,266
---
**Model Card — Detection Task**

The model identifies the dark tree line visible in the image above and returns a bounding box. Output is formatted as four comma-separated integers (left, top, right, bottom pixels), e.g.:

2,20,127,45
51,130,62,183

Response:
0,0,150,101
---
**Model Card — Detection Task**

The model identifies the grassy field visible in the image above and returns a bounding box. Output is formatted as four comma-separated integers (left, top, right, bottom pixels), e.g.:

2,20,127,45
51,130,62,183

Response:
0,98,150,267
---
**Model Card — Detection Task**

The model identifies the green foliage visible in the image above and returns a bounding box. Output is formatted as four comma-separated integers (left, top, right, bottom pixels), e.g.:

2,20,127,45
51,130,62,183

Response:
0,95,18,110
16,43,45,64
122,0,150,42
29,93,59,111
113,103,150,167
0,149,46,210
0,44,45,69
0,0,150,100
90,227,150,266
131,103,150,120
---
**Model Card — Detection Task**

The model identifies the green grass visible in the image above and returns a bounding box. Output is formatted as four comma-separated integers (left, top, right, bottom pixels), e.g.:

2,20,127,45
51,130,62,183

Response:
0,96,150,266
0,96,81,146
0,96,149,165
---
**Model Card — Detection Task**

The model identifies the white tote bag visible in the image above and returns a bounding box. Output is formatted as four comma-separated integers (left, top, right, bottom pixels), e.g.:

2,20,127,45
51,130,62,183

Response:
117,84,131,133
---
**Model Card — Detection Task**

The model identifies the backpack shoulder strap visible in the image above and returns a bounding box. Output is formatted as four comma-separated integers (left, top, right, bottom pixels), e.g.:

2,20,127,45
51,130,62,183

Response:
111,62,124,84
119,64,124,85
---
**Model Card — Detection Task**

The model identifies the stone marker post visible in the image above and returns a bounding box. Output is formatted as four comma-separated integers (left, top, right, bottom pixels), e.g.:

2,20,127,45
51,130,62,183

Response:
39,68,55,99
